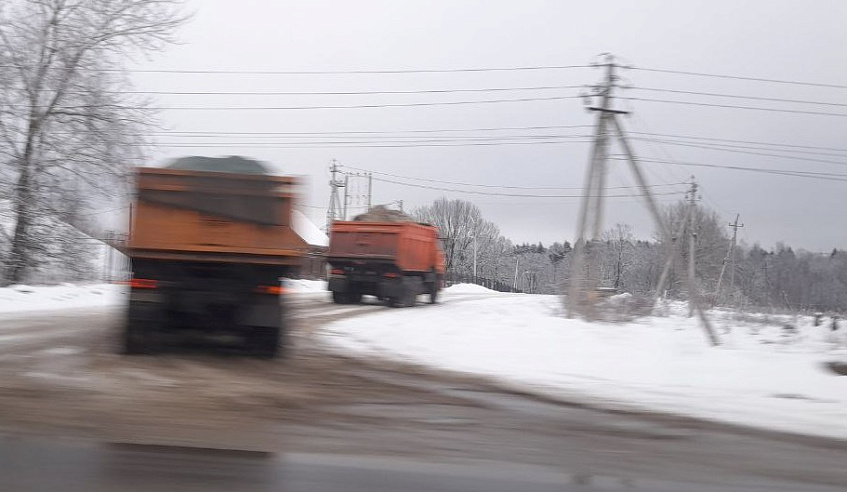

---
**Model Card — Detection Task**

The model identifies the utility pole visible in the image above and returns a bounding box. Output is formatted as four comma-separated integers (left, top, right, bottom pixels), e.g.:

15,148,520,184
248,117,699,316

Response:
514,255,520,291
326,159,345,233
728,214,743,291
473,234,478,280
716,214,744,300
566,54,719,345
367,172,373,210
567,54,618,317
342,173,349,220
686,178,699,317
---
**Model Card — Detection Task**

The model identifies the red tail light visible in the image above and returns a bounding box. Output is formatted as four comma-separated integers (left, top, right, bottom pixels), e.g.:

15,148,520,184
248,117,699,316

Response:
255,285,285,295
330,269,345,275
384,272,399,279
130,278,158,289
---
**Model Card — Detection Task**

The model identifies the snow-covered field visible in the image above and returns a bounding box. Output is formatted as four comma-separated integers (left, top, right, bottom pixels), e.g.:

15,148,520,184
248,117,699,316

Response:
321,285,847,441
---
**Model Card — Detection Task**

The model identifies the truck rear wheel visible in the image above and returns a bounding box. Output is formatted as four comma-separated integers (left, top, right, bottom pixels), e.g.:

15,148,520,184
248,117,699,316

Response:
123,318,152,355
428,285,438,304
404,289,417,307
250,325,281,358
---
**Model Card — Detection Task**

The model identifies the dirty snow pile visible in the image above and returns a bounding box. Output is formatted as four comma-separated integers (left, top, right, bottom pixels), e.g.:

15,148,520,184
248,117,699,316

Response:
321,284,847,440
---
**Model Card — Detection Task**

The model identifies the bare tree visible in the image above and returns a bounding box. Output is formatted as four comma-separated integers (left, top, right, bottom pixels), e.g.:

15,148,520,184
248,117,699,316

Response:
659,201,729,297
0,0,186,285
413,198,499,274
600,223,634,290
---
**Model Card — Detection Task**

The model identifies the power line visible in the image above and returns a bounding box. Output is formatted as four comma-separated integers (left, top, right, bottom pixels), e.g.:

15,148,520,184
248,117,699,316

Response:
63,85,586,96
17,95,581,111
78,64,594,75
632,66,847,90
633,86,847,108
344,165,687,191
630,97,847,117
149,124,594,136
628,131,847,154
371,175,684,198
611,156,847,182
148,138,594,149
153,134,591,143
630,137,847,167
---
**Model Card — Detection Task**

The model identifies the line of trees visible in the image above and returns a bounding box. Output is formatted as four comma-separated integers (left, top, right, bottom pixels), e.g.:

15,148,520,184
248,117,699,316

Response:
414,197,847,312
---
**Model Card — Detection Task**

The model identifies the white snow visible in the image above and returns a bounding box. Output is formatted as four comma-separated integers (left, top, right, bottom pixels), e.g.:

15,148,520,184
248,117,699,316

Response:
0,283,126,316
283,278,327,293
443,283,497,294
321,286,847,440
292,210,328,247
0,279,328,319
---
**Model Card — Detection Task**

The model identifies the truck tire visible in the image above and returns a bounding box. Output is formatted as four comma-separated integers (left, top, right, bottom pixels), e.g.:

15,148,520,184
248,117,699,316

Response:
332,291,347,304
404,288,417,307
250,325,281,358
348,291,362,304
428,285,438,304
123,318,151,355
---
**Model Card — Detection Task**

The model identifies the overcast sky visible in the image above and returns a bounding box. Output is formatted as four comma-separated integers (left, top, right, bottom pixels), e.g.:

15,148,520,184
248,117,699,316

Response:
129,0,847,252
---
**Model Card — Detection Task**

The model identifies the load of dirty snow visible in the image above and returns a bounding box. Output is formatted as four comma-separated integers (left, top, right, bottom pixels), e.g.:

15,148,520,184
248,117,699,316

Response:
353,205,413,222
321,292,847,440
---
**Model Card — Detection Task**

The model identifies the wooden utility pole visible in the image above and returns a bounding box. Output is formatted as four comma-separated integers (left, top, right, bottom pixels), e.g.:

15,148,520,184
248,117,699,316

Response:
566,54,719,345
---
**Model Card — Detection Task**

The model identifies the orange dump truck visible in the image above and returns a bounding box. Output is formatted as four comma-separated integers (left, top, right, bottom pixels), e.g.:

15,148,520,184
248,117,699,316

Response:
119,156,307,357
327,220,445,306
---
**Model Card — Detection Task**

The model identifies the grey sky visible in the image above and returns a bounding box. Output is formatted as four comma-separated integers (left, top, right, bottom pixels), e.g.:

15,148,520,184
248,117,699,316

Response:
130,0,847,252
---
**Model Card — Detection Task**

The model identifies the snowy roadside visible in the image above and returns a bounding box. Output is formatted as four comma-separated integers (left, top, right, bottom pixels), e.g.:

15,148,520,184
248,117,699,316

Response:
320,285,847,441
0,279,329,320
0,283,127,317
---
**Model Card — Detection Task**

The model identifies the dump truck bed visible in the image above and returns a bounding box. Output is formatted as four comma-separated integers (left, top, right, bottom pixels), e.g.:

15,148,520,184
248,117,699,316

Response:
123,167,308,265
327,221,444,273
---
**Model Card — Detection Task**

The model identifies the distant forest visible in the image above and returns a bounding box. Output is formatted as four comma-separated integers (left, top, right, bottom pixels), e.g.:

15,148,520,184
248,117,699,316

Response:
415,198,847,313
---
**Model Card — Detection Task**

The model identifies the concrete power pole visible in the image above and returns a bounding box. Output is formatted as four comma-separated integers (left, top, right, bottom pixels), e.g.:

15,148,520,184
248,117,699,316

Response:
566,54,719,345
728,214,743,292
686,178,699,317
326,160,345,233
567,54,618,317
716,214,744,300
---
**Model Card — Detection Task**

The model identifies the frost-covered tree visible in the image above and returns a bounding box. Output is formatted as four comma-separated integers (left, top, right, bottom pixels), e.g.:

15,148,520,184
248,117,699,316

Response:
0,0,186,284
414,198,499,275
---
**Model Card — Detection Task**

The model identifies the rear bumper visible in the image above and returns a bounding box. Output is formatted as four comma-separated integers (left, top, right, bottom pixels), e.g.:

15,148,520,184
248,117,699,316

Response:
127,287,281,331
328,276,402,298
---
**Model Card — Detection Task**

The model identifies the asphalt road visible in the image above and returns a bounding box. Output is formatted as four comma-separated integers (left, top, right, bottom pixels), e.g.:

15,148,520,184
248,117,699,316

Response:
0,292,845,491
